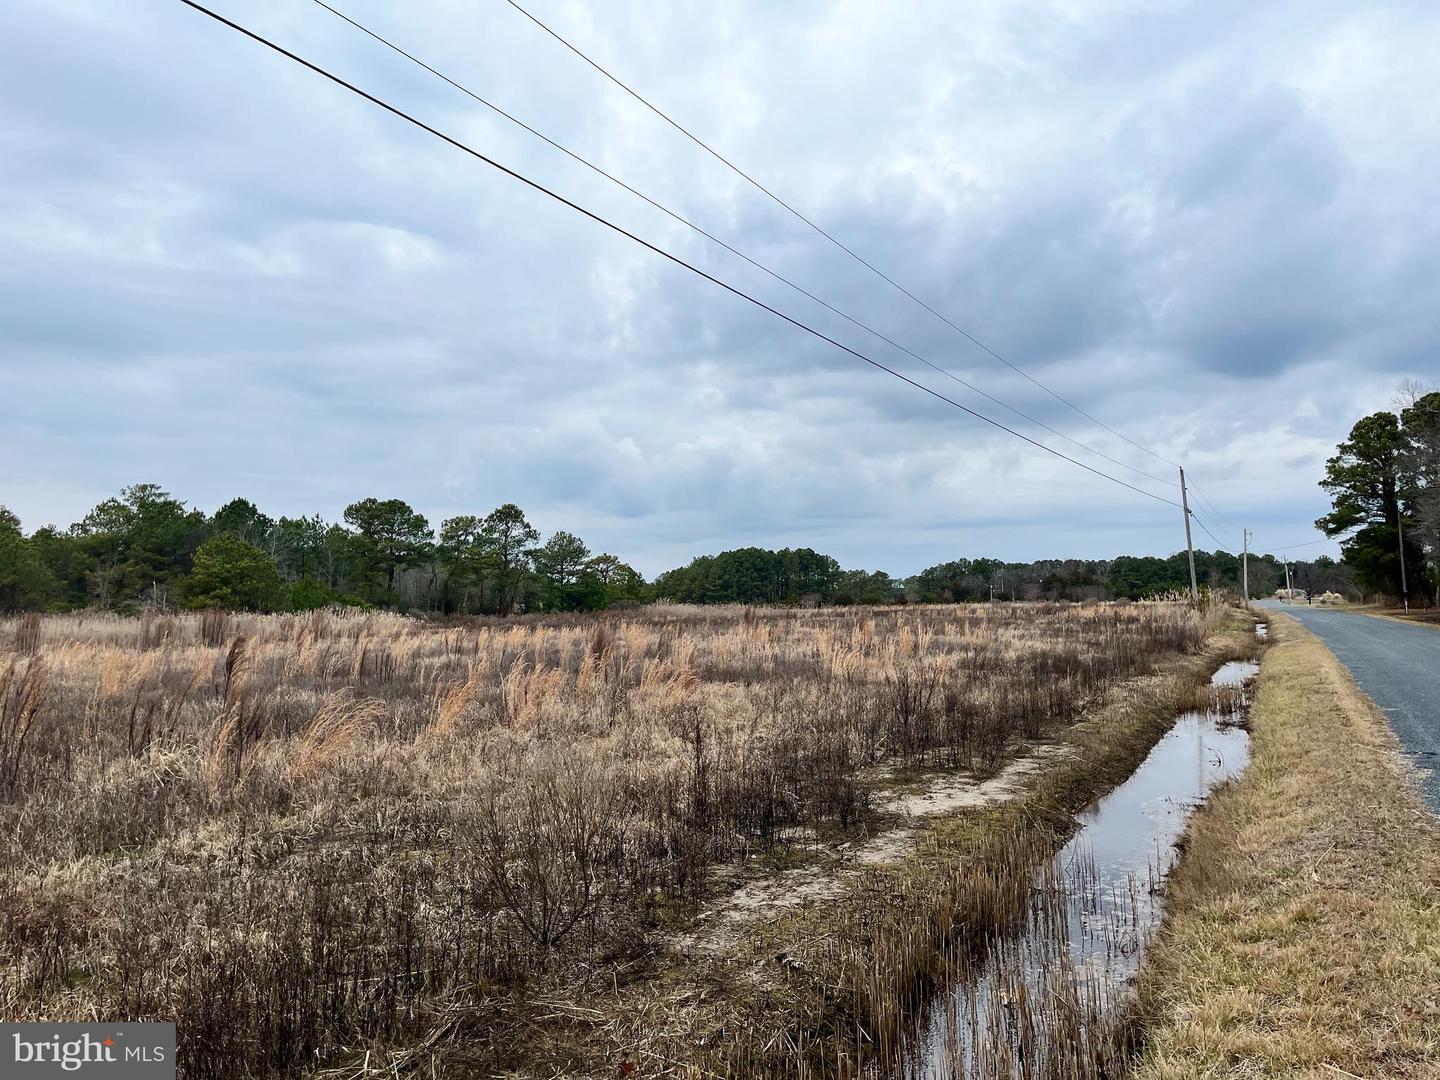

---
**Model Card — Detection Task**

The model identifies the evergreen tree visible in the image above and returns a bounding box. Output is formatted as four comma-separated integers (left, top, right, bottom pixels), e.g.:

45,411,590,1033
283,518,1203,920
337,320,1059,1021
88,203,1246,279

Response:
0,507,57,612
69,484,205,609
533,531,592,611
342,498,432,603
1316,411,1423,598
185,534,286,612
479,504,539,616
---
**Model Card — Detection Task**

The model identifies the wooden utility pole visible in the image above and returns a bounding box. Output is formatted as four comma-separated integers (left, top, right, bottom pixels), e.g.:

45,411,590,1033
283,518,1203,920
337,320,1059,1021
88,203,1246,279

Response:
1242,528,1250,603
1283,557,1293,600
1179,467,1199,604
1398,515,1410,613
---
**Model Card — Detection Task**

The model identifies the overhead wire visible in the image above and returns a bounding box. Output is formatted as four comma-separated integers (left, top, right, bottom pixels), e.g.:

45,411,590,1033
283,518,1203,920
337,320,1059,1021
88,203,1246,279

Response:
1186,511,1233,551
1188,483,1242,535
175,0,1185,512
1260,535,1348,553
500,0,1183,472
1186,501,1241,550
307,0,1178,493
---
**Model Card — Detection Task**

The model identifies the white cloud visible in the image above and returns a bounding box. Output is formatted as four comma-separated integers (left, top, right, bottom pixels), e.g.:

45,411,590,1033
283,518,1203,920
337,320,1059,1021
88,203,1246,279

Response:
2,0,1436,574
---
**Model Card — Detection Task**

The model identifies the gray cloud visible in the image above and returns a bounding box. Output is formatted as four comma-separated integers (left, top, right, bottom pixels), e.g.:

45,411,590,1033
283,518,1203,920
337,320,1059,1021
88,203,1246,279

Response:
3,0,1437,575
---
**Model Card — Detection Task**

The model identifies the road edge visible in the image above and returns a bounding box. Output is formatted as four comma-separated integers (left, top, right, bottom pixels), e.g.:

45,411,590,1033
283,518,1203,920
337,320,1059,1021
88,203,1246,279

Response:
1269,599,1440,633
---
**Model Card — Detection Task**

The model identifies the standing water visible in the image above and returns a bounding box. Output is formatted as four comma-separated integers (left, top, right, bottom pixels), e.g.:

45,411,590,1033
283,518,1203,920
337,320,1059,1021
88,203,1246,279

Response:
903,659,1257,1078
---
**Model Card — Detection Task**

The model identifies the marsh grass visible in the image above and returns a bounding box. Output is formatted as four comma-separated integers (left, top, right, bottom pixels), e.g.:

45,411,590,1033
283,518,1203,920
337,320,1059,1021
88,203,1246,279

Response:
0,601,1213,1078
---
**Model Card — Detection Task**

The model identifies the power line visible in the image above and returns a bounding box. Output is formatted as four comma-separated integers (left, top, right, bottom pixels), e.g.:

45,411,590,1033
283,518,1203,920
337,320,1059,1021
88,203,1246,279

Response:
1260,535,1348,553
1187,473,1358,560
307,0,1177,494
1187,511,1233,551
1187,483,1241,533
1186,500,1241,549
175,0,1185,512
501,0,1182,472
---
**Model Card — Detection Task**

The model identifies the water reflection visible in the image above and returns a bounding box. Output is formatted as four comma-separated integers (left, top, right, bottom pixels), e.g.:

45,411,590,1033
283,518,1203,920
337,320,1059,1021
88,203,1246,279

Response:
904,663,1254,1078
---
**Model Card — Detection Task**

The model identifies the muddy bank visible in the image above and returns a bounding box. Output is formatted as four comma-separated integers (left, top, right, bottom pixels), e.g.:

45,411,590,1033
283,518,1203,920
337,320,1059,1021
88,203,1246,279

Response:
674,745,1069,955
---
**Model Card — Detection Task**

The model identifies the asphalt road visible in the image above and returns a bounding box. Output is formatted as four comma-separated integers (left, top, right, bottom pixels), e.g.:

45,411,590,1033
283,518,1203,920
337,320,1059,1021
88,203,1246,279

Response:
1258,600,1440,812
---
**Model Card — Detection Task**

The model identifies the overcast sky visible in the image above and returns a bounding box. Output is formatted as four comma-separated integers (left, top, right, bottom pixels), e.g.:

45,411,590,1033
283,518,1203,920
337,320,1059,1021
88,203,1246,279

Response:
3,0,1436,576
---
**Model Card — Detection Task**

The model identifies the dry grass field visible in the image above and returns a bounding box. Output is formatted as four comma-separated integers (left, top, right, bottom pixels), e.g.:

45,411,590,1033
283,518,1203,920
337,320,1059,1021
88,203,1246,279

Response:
0,601,1214,1077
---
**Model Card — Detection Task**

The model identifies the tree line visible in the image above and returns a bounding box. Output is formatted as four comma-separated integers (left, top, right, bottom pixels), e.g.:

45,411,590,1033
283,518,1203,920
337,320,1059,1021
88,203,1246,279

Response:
653,549,1329,604
649,547,899,605
0,485,646,614
5,456,1400,615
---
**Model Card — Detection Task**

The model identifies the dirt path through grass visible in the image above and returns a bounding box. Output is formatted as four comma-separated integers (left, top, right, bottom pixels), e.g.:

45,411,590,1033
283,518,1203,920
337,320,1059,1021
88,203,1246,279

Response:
1134,613,1440,1078
672,744,1068,956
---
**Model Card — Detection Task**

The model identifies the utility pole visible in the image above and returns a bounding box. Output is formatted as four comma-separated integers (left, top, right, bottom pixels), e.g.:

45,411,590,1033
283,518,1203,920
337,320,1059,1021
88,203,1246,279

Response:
1242,528,1250,603
1398,515,1410,613
1283,557,1292,601
1179,467,1199,604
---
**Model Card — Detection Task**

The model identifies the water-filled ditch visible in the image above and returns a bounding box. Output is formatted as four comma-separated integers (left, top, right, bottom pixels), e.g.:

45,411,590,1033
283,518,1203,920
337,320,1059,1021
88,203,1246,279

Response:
900,653,1260,1077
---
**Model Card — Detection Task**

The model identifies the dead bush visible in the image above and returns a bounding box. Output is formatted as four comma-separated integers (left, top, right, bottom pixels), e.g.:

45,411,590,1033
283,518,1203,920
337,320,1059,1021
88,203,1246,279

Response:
475,753,627,949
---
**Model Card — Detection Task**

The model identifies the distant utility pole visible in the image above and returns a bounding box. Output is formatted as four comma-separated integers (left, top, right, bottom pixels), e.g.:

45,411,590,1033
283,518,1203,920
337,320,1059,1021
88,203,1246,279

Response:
1179,467,1199,604
1398,515,1410,613
1283,557,1293,601
1242,528,1250,603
